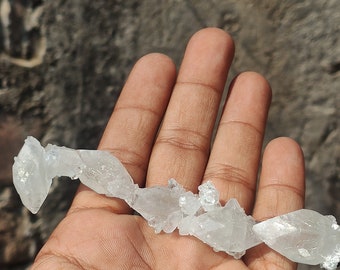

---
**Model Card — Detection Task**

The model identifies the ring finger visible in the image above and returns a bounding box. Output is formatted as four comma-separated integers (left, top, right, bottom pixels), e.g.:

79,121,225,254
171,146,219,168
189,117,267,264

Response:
204,72,272,212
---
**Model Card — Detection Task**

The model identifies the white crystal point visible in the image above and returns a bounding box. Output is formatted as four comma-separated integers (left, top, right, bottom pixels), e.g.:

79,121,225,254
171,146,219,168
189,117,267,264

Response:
253,209,340,269
179,191,201,216
179,197,261,259
77,150,134,197
13,136,52,214
13,136,133,213
198,181,221,211
44,143,84,180
177,182,261,258
131,179,185,233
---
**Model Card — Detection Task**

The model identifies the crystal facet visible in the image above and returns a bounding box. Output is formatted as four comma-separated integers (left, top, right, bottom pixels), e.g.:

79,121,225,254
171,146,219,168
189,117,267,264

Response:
12,137,340,269
253,209,340,269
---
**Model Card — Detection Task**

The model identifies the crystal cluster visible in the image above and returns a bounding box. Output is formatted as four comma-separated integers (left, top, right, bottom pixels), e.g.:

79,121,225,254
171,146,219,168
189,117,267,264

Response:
13,137,340,269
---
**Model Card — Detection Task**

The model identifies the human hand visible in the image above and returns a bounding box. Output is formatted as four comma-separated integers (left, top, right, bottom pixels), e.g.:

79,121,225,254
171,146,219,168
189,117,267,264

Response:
31,28,305,270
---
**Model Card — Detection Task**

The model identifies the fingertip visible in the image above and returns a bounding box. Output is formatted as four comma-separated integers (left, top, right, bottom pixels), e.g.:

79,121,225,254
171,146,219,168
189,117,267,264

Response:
265,136,302,150
263,137,305,175
177,28,235,90
113,52,176,111
190,27,235,53
240,71,271,92
263,136,305,198
221,71,272,137
229,71,272,103
187,28,235,63
132,53,177,83
138,53,176,69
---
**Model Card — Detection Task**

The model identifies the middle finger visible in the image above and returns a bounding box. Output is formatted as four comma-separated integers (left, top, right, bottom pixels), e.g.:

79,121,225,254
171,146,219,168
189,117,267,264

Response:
147,28,234,191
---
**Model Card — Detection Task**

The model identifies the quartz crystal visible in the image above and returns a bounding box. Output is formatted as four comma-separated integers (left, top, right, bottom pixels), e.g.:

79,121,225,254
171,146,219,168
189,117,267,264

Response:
253,209,340,269
12,136,340,269
13,136,134,213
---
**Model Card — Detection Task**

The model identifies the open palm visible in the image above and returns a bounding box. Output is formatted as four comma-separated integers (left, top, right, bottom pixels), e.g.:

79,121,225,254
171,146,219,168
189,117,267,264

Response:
31,28,305,270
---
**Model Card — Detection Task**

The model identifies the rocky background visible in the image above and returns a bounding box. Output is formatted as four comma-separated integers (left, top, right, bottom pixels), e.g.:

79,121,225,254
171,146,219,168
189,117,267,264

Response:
0,0,339,269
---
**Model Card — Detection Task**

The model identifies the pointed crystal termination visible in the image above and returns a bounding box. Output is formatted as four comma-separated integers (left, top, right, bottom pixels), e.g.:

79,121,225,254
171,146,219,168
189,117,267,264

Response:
177,183,262,259
13,136,134,213
253,209,340,269
13,136,52,214
12,136,340,269
130,179,185,233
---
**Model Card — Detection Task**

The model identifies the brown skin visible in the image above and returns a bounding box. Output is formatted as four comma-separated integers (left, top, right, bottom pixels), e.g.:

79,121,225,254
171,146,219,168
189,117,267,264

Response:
31,28,305,270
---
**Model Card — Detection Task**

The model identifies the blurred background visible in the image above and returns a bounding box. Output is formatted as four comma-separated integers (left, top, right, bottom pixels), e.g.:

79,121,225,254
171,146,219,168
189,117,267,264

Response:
0,0,339,269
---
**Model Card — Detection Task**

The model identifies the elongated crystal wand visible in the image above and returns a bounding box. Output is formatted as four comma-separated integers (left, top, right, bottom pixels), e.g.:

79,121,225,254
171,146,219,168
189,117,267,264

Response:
12,137,340,269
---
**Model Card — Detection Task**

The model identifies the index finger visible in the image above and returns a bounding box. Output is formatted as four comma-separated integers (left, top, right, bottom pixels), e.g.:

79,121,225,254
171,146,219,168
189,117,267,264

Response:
70,53,176,214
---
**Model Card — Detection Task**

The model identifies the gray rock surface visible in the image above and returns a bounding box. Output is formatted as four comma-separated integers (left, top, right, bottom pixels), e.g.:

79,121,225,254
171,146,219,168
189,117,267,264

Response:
0,0,339,269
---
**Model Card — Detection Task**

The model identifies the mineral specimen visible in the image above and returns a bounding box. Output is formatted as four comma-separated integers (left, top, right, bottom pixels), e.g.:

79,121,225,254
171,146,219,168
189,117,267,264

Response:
253,209,340,269
12,136,340,269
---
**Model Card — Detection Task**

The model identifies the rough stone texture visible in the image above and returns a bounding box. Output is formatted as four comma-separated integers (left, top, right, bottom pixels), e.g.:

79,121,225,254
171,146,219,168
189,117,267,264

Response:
0,0,339,269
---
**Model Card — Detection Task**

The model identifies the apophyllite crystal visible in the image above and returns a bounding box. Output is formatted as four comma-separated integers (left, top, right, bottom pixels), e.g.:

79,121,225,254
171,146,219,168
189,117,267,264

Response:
253,209,340,269
13,136,340,269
